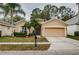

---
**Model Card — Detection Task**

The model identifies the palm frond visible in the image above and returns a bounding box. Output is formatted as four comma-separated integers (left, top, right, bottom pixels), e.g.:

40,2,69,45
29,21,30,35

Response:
16,9,26,16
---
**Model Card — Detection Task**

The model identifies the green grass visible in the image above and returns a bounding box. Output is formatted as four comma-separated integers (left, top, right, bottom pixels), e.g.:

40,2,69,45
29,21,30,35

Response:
67,35,79,41
0,36,50,50
0,36,48,42
0,44,50,51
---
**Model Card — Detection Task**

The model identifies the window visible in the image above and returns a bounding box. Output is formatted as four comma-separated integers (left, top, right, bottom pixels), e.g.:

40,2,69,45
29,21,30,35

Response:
20,26,27,32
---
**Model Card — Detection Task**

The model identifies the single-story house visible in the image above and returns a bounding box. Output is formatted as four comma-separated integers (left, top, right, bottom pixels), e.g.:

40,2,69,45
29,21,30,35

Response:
14,20,33,34
41,19,67,37
65,14,79,36
14,20,26,32
0,20,13,36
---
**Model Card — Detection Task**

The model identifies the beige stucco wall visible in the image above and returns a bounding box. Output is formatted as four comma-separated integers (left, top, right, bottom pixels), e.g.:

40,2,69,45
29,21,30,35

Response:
14,20,26,32
14,20,34,34
41,19,67,37
0,25,13,36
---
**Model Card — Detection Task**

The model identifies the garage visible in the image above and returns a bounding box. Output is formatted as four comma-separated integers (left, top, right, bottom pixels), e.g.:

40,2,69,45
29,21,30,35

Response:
41,19,67,37
45,28,65,36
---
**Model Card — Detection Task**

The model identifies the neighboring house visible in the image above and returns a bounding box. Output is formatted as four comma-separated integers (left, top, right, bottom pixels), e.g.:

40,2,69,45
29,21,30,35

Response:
41,19,67,37
65,3,79,36
66,14,79,36
0,20,13,36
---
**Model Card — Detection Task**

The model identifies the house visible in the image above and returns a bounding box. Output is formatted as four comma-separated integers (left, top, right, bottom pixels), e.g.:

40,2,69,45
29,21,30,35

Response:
14,20,33,34
14,20,26,33
65,3,79,36
41,19,67,37
0,20,13,36
65,14,79,36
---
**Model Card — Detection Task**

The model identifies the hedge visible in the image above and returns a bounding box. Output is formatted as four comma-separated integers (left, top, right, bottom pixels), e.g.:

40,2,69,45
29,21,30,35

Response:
14,32,27,37
74,31,79,36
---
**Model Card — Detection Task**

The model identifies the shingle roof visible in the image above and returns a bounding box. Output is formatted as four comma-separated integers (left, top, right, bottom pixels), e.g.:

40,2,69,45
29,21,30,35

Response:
65,14,79,25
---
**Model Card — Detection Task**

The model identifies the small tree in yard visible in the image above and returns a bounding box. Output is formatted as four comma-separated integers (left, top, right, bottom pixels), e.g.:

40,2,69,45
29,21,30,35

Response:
30,19,41,34
30,18,41,47
24,22,31,36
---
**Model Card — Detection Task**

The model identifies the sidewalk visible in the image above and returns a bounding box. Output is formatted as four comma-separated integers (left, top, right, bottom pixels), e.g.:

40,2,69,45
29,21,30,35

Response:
0,42,50,44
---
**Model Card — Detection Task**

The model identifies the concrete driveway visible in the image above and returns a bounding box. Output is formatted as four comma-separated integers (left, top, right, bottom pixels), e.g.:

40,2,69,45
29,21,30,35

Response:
47,37,79,54
0,37,79,55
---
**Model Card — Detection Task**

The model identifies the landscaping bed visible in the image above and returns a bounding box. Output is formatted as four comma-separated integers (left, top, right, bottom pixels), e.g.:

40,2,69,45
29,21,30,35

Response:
67,35,79,41
0,44,50,51
0,36,48,42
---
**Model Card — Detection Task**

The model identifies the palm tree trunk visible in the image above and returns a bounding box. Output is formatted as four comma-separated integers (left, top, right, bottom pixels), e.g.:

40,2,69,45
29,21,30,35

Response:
28,29,30,36
3,13,6,21
11,10,14,36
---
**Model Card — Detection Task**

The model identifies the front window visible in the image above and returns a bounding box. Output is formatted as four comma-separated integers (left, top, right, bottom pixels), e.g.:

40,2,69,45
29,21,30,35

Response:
20,26,27,32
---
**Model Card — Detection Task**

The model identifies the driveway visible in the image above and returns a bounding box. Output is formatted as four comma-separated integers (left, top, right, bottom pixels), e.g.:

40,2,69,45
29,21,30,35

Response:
47,37,79,54
0,37,79,55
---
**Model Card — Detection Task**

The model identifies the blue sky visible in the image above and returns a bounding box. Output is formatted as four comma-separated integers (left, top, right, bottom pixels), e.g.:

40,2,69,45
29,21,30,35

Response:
20,3,78,21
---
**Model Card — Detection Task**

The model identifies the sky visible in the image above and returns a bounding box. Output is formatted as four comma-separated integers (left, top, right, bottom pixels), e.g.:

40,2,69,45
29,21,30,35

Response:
20,3,78,21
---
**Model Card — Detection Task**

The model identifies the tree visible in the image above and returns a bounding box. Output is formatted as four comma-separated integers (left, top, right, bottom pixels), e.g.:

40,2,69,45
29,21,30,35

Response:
58,6,75,21
30,19,41,35
13,15,25,22
6,3,25,24
50,5,58,18
24,22,31,36
40,4,58,21
0,4,9,21
31,4,75,22
0,3,26,36
31,4,59,21
31,8,42,19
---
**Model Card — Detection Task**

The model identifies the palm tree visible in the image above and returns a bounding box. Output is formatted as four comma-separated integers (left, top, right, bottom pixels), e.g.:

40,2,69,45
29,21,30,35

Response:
6,3,26,24
13,15,25,22
6,3,26,36
0,4,9,21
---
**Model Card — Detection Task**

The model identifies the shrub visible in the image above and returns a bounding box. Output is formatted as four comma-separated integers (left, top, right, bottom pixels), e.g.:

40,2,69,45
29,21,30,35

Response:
74,31,79,36
14,32,27,37
67,35,74,38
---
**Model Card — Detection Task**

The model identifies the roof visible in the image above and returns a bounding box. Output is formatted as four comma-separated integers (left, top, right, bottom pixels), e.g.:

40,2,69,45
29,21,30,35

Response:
15,19,26,25
0,20,13,27
42,19,67,25
65,14,79,25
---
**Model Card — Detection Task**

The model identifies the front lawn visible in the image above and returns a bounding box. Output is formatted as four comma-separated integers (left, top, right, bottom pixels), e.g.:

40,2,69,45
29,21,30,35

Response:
67,35,79,41
0,36,48,42
0,36,50,50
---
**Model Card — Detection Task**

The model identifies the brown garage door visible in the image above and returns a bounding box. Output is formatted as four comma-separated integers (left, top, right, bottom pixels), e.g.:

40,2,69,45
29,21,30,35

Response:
45,28,65,37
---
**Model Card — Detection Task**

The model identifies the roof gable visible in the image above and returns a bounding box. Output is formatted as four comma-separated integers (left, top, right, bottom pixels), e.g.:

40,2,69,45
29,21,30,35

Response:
42,19,67,26
15,20,26,25
0,20,13,27
65,14,79,25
